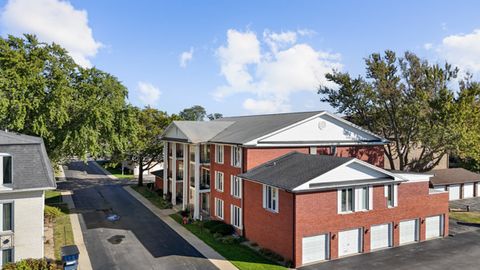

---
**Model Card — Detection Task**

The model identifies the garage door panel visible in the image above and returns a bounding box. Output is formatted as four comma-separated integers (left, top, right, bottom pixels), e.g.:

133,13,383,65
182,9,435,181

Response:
464,183,474,198
302,234,328,265
339,228,362,257
449,185,460,200
370,223,391,250
400,219,418,245
426,215,443,239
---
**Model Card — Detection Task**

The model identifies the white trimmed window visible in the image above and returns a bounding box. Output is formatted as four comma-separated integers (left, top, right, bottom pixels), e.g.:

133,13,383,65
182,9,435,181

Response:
0,203,13,232
231,205,242,229
231,146,242,168
262,185,279,212
0,155,12,185
215,145,224,164
385,184,398,207
215,198,224,219
1,248,13,266
338,186,373,213
215,171,224,192
231,176,242,198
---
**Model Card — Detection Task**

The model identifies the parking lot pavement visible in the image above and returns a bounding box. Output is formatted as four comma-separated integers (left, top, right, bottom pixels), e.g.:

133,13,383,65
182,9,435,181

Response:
300,229,480,270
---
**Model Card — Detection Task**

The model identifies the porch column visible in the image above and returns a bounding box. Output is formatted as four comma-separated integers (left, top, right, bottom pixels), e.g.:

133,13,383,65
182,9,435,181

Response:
163,141,168,198
171,143,177,205
182,143,188,210
193,144,200,219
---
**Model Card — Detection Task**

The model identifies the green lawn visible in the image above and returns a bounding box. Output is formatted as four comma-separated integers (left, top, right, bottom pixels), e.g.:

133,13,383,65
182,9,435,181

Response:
131,185,172,209
104,165,135,180
45,190,63,204
450,211,480,223
170,214,287,270
53,214,74,261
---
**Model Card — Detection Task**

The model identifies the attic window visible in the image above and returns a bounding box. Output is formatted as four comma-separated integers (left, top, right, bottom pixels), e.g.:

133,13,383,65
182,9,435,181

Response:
0,155,12,185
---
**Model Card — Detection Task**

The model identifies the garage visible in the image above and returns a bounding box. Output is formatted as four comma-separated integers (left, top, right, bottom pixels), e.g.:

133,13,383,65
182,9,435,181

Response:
464,183,474,198
302,234,328,265
477,182,480,197
449,185,460,200
338,228,362,257
433,185,445,192
426,215,443,239
399,219,418,245
370,223,392,250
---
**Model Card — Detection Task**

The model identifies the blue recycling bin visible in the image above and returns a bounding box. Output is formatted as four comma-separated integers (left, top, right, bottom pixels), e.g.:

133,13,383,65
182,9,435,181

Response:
61,245,79,270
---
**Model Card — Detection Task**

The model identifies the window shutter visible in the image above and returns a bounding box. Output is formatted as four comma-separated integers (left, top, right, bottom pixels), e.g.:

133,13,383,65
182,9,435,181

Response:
262,185,266,208
384,185,388,197
337,189,342,213
239,207,242,229
276,188,280,212
393,184,398,207
230,175,233,195
230,204,233,224
239,178,242,199
354,187,360,211
368,186,373,210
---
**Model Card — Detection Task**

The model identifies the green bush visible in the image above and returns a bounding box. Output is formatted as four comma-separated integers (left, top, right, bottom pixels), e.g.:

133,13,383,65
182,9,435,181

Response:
203,220,224,231
211,223,235,236
3,258,55,270
212,232,223,240
221,235,236,244
44,205,63,220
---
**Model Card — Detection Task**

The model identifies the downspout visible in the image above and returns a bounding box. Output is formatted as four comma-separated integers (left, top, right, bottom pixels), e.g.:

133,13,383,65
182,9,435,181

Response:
292,192,296,267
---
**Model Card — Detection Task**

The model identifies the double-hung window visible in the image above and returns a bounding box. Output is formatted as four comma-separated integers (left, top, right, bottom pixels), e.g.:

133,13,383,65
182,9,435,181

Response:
215,145,224,164
1,203,12,232
340,188,354,212
357,186,369,211
215,171,224,192
231,176,241,198
0,155,12,185
1,248,12,266
215,198,224,219
231,146,242,168
231,205,242,229
385,184,398,207
338,186,372,213
263,185,278,212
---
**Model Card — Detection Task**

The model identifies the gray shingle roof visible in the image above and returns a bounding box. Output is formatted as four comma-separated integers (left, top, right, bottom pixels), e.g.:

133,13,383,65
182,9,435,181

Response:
430,168,480,185
239,152,353,191
163,121,234,143
211,111,322,144
0,131,56,190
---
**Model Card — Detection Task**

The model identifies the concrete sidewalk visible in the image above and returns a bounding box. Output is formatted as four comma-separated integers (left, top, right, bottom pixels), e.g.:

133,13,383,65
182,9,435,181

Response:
61,191,93,270
124,186,238,270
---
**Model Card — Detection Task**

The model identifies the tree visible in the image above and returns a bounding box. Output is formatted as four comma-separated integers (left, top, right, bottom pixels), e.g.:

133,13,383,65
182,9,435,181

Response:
319,51,471,171
179,105,207,121
0,34,133,162
207,113,223,120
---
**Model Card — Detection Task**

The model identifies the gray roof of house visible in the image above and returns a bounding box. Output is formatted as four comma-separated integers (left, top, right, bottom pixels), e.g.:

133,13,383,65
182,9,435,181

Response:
163,121,234,143
430,168,480,185
239,152,353,191
0,130,56,190
210,111,323,144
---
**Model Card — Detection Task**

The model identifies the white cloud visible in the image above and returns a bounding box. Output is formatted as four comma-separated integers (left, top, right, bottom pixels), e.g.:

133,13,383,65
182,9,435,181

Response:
0,0,102,67
137,81,161,107
179,47,194,68
437,29,480,72
214,28,342,114
423,43,433,50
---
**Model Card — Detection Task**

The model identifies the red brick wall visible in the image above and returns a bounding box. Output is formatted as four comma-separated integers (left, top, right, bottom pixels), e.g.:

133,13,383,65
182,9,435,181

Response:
243,180,295,261
293,181,449,267
154,176,163,190
317,145,385,167
210,144,242,230
244,147,310,170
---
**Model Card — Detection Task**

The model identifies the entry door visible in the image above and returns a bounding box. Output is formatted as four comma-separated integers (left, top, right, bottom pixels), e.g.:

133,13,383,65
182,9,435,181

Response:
463,183,474,198
302,234,328,265
338,228,361,257
399,219,418,245
370,223,392,250
449,185,460,200
426,215,443,239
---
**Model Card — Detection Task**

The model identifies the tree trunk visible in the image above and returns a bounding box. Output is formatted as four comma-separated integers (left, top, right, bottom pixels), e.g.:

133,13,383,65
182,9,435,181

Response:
137,161,144,186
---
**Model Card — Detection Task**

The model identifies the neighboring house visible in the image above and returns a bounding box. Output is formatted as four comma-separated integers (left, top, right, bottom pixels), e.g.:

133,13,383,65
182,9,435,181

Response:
0,130,56,267
430,168,480,201
154,110,449,267
384,144,449,171
121,160,163,176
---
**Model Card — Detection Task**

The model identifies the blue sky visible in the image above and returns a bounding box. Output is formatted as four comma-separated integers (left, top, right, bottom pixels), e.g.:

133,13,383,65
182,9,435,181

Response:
1,0,480,116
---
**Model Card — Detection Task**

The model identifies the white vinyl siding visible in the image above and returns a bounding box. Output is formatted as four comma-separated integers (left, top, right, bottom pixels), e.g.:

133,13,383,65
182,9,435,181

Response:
338,186,372,213
231,146,242,168
231,176,242,198
385,184,398,207
215,171,224,192
215,198,224,219
230,205,242,229
215,145,224,164
338,228,362,257
425,215,443,239
263,185,279,212
302,234,328,264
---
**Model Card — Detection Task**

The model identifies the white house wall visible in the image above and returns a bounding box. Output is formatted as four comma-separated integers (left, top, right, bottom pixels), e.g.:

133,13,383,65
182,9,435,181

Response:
164,126,188,141
0,190,45,261
258,114,379,144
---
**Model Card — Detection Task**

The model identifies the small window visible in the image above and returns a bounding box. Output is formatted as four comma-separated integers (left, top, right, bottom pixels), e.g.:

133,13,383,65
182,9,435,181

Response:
2,248,12,265
1,156,12,185
215,171,224,192
231,176,242,198
341,188,354,212
385,184,397,207
231,146,242,168
215,198,224,219
2,203,12,231
231,205,242,228
215,145,224,164
263,185,279,212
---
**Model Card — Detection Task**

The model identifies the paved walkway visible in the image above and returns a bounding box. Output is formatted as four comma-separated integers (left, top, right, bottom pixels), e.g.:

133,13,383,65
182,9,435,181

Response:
124,186,237,270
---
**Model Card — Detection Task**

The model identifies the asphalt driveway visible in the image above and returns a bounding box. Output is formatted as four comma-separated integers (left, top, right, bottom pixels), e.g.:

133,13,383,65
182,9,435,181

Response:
300,229,480,270
58,161,217,270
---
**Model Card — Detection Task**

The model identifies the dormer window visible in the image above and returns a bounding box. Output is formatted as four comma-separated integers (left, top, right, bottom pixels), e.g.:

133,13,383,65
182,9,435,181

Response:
0,155,12,185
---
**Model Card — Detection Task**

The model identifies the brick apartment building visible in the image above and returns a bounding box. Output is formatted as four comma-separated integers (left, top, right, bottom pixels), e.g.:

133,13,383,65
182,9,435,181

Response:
155,111,448,267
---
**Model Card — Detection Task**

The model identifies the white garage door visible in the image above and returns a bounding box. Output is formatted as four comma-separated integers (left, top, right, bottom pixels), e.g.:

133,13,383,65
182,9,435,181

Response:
464,183,474,198
338,228,361,257
370,223,392,250
477,183,480,197
433,185,445,192
399,219,418,245
426,215,443,239
302,234,328,265
449,185,460,200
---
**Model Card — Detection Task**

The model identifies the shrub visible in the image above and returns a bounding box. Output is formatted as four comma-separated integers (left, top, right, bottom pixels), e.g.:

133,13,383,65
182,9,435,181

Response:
211,223,235,236
203,220,224,231
180,209,190,217
3,258,55,270
44,205,63,221
221,235,236,244
213,232,223,240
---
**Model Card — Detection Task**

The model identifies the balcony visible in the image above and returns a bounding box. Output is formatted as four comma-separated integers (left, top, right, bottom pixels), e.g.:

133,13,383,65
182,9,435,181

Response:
200,144,211,164
200,169,210,190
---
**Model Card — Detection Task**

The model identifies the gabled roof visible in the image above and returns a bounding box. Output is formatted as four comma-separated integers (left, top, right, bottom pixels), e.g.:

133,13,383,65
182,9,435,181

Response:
162,121,234,143
430,168,480,185
0,130,56,190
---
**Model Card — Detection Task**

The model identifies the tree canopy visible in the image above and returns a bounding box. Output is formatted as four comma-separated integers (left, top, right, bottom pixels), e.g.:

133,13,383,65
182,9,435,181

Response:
319,50,480,172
